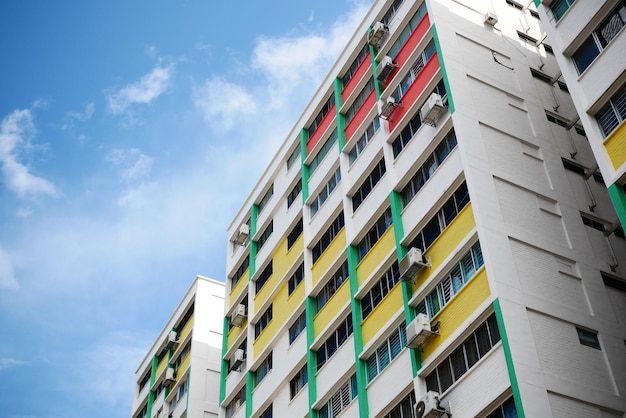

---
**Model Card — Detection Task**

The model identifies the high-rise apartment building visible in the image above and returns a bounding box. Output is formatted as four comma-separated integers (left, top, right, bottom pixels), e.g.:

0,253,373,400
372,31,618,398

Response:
533,0,626,232
220,0,626,417
131,276,225,418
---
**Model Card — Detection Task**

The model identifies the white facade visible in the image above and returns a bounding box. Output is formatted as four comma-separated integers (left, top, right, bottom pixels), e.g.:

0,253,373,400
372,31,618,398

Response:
131,276,225,418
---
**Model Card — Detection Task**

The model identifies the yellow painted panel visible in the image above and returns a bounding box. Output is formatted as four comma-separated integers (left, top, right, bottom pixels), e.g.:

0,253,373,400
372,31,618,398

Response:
254,269,282,313
356,226,395,287
228,269,249,308
421,267,490,359
361,284,404,345
604,122,626,171
227,319,246,351
274,233,304,280
155,353,168,378
253,305,281,359
313,280,351,337
412,203,475,292
176,352,191,382
312,228,346,287
278,273,306,325
178,313,193,342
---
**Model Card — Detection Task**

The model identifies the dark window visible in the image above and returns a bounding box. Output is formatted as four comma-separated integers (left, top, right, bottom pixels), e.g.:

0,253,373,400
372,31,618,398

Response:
254,304,273,339
231,255,250,287
352,157,386,211
361,262,401,319
255,261,273,293
312,212,345,263
256,221,273,251
356,207,393,261
315,261,349,312
342,44,369,86
289,311,307,344
577,327,601,349
309,94,336,137
316,316,353,370
287,180,302,208
288,262,305,295
597,83,626,137
287,219,303,250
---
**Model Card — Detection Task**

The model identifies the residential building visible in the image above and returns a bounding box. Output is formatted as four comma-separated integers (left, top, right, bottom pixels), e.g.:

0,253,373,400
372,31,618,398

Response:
132,276,225,418
534,0,626,236
221,0,626,417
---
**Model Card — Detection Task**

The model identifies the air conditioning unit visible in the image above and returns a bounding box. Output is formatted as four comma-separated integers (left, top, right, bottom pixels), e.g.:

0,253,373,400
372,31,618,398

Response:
230,304,247,327
421,93,445,127
399,247,431,282
415,391,447,418
164,367,176,385
379,96,398,119
484,12,498,26
406,313,437,350
166,330,178,349
232,348,246,371
376,56,397,81
234,224,250,245
157,408,171,418
368,21,389,48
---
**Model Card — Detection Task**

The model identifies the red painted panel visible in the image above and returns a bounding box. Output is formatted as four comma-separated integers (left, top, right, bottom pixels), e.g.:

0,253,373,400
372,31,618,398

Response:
344,90,377,143
342,51,372,101
388,52,439,133
383,13,431,87
307,104,336,154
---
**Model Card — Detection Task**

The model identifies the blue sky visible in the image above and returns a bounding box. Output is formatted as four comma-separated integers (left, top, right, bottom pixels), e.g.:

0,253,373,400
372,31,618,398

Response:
0,1,370,417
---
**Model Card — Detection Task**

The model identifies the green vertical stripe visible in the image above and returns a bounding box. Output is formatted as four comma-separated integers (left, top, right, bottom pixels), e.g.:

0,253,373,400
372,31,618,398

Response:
146,355,158,417
431,25,455,114
608,183,626,228
389,191,421,376
533,0,541,7
334,78,347,152
347,245,369,417
493,299,526,418
300,129,310,202
246,371,254,418
306,296,318,418
219,316,230,404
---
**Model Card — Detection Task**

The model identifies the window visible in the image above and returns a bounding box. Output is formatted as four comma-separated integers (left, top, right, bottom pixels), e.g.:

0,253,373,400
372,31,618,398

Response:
289,311,307,344
288,262,305,295
257,184,274,214
255,352,273,384
486,396,518,418
316,316,353,370
361,261,401,319
597,83,626,137
530,68,568,91
172,340,191,371
352,157,386,211
287,179,302,208
342,44,369,86
348,117,380,166
315,261,349,313
311,168,342,217
581,213,606,232
225,386,246,418
289,364,308,399
170,377,188,410
287,218,303,249
138,369,151,392
562,158,604,183
356,207,393,261
309,94,336,137
231,255,249,287
416,242,484,318
312,212,345,263
259,404,272,418
365,323,407,383
577,327,601,349
287,145,301,170
255,304,272,339
381,0,405,26
387,3,428,58
506,0,539,19
256,221,273,251
401,129,457,206
175,302,194,333
318,374,358,418
550,0,576,22
425,314,500,393
517,31,553,54
408,182,470,252
602,271,626,291
309,128,338,175
135,405,147,418
391,39,436,102
344,78,375,125
572,2,626,74
392,80,447,157
255,261,273,293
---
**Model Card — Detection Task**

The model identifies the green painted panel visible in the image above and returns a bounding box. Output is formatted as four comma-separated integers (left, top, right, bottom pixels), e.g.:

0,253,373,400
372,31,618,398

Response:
219,316,230,404
431,26,455,114
608,183,626,228
306,297,319,418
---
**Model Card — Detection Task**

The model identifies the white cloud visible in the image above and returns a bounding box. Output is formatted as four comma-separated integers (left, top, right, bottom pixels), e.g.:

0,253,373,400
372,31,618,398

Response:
0,357,25,371
0,248,18,290
0,109,57,199
192,77,257,131
106,64,174,114
66,102,95,123
106,148,154,183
